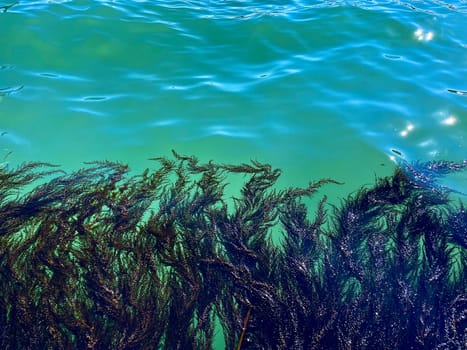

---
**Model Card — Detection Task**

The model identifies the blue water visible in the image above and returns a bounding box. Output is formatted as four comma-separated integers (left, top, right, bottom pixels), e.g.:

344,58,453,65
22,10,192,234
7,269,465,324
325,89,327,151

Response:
1,0,466,196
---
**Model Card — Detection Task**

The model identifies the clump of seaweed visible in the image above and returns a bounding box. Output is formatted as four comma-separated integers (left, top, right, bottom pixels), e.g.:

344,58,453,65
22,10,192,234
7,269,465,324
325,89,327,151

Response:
396,158,467,195
0,152,465,349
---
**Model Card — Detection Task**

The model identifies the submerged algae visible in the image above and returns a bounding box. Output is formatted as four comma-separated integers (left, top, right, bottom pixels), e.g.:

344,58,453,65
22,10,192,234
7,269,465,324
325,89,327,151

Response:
0,152,465,349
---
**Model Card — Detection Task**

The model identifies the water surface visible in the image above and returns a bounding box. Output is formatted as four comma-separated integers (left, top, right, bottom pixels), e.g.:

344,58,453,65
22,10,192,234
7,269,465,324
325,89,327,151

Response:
1,0,466,196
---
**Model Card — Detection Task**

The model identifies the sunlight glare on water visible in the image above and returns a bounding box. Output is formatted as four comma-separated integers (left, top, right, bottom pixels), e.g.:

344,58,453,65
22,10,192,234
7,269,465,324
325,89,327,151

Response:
0,1,466,349
0,0,466,196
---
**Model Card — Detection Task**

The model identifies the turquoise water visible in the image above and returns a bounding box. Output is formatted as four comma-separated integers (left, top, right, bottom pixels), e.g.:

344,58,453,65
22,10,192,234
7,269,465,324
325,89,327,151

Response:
1,0,466,198
0,2,466,348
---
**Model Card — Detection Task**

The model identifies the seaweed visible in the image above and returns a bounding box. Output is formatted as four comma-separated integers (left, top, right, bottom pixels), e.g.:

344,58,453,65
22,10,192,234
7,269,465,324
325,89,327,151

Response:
0,153,465,349
396,158,467,196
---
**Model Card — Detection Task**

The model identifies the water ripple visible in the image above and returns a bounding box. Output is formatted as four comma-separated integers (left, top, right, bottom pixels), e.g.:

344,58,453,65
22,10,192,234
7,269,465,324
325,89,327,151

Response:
1,0,465,193
204,124,257,139
0,85,23,96
70,94,124,103
149,118,182,127
67,107,108,118
3,1,466,18
36,72,90,82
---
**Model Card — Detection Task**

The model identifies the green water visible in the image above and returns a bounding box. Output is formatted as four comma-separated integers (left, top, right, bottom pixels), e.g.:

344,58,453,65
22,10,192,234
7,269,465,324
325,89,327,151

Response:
0,2,466,348
1,0,466,199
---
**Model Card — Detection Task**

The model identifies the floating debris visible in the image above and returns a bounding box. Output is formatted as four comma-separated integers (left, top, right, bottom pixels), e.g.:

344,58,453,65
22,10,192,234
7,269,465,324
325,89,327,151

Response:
447,88,467,96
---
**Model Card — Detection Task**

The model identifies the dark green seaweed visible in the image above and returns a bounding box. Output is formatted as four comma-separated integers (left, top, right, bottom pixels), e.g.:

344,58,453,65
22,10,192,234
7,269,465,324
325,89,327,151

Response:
0,152,465,349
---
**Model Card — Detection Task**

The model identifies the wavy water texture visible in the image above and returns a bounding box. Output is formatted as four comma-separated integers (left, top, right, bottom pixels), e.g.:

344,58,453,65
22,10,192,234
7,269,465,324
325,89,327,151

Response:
0,0,465,192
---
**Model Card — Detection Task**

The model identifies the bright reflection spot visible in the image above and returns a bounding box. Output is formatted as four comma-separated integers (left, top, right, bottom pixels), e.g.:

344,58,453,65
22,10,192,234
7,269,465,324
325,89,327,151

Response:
441,116,457,126
400,123,415,137
414,28,434,41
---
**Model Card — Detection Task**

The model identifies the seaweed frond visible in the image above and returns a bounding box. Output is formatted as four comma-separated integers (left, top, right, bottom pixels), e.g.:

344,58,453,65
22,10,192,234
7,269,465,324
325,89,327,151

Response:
0,155,464,349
